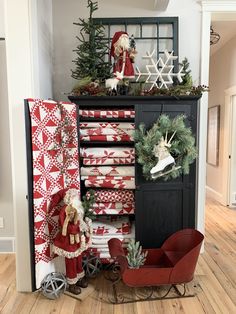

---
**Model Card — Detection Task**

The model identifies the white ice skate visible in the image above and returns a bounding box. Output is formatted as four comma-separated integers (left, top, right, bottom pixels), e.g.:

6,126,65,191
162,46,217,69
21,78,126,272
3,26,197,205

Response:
150,155,175,175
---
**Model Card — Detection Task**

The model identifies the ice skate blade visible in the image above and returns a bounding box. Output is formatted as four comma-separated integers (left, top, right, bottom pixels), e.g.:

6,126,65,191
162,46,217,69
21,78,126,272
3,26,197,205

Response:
151,166,181,179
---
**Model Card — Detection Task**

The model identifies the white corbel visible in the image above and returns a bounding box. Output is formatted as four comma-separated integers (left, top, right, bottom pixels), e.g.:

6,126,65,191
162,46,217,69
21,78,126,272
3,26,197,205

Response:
154,0,170,11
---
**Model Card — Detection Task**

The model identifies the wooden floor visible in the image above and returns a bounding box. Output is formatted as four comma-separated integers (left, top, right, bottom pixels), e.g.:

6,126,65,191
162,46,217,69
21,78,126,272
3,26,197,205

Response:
0,197,235,314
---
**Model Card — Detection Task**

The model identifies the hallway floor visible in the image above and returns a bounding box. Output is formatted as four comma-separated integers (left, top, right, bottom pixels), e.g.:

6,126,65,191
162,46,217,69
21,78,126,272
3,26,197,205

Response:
0,197,235,313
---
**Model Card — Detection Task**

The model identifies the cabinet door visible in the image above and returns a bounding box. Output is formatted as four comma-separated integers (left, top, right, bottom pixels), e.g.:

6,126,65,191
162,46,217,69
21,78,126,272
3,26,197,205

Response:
135,101,197,248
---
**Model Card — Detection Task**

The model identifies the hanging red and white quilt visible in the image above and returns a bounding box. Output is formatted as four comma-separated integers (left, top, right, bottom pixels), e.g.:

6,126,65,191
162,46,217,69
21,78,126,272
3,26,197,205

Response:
28,99,80,288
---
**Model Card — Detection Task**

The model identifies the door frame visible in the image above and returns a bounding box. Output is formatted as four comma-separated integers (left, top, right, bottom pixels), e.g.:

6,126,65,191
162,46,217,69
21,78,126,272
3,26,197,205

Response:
199,1,236,235
223,86,236,206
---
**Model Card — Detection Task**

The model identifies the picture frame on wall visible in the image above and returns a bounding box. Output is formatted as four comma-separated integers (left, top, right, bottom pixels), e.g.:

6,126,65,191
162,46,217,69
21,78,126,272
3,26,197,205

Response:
207,105,220,166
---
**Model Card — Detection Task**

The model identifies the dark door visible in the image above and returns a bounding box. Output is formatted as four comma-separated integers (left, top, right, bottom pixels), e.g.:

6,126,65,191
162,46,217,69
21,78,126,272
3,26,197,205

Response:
135,100,198,248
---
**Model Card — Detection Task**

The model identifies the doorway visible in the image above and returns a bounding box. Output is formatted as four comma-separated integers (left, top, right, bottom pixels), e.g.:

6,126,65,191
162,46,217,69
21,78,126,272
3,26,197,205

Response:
201,1,236,232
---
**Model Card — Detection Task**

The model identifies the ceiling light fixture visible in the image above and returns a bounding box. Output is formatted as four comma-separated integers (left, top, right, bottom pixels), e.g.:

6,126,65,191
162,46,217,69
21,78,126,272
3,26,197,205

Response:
210,26,220,45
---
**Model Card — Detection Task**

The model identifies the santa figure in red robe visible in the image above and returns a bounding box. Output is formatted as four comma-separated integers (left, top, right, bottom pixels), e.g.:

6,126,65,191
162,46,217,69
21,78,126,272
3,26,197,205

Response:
51,189,92,295
110,31,136,78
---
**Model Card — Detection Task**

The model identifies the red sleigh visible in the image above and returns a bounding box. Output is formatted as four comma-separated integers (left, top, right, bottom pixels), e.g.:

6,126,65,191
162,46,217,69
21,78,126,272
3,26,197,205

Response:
107,228,204,303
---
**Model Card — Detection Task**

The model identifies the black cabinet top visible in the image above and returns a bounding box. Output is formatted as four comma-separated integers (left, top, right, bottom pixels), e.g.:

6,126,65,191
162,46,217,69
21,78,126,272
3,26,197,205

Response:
68,95,202,102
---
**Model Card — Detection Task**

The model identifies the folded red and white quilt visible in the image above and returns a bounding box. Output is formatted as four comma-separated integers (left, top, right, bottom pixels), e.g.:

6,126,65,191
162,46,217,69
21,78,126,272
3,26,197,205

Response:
89,250,111,259
88,189,135,203
80,128,134,136
93,207,134,215
79,109,135,119
81,166,135,177
92,223,135,240
80,122,134,129
85,178,135,189
92,237,131,245
80,147,135,158
81,176,134,181
92,202,134,209
92,202,135,215
92,216,131,236
91,243,128,250
93,202,134,210
82,157,135,166
80,134,133,142
90,246,110,252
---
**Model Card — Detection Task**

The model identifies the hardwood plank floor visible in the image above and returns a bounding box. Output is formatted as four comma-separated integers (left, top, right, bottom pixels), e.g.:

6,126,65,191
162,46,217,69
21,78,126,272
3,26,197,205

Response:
0,197,235,314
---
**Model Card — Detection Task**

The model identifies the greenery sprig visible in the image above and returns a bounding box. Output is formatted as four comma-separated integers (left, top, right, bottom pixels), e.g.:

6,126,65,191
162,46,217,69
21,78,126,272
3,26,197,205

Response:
126,240,148,269
82,189,96,220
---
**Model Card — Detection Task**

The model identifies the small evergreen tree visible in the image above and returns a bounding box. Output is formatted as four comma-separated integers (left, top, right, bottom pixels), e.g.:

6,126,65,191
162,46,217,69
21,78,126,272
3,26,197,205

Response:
179,57,193,87
71,0,111,82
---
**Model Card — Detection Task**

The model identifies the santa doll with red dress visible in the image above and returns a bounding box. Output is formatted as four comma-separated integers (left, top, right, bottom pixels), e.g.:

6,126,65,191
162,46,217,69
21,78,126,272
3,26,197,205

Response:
51,188,92,295
110,31,136,78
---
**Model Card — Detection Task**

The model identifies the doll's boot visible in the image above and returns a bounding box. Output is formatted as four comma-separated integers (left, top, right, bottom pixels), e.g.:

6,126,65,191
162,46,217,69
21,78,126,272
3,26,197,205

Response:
150,155,175,175
76,276,88,288
68,284,81,295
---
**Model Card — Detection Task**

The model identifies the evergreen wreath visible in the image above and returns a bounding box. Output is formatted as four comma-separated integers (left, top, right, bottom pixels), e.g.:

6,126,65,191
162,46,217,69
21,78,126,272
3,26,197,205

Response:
134,114,197,181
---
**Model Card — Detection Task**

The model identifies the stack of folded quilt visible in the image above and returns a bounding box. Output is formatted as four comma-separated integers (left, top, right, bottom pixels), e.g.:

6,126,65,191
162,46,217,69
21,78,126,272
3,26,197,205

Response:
79,108,136,262
86,189,135,215
80,122,134,142
81,165,135,189
90,216,135,259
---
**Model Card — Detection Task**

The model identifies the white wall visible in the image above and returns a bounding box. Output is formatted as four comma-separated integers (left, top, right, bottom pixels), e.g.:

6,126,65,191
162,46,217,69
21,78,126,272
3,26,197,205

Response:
52,0,201,100
0,0,5,37
31,0,53,99
0,0,14,252
4,0,53,291
207,35,236,204
0,41,14,240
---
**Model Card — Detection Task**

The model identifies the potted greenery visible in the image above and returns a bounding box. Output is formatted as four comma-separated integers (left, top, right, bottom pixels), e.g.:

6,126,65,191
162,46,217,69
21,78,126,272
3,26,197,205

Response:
126,239,148,269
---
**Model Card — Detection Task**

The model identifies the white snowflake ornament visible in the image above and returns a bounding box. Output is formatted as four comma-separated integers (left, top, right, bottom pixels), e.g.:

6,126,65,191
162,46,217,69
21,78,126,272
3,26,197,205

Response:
135,49,185,90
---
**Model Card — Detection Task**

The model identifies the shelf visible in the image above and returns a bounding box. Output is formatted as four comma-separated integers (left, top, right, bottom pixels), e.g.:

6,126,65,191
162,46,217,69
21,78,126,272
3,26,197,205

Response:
93,213,135,216
79,117,135,122
79,141,134,147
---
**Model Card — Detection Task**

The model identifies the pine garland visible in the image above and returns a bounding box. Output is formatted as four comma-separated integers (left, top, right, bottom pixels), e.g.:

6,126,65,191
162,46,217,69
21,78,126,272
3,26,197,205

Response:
134,114,197,181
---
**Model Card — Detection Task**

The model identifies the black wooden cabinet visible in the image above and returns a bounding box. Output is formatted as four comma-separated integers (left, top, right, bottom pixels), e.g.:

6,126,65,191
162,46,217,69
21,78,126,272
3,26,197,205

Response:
69,95,200,249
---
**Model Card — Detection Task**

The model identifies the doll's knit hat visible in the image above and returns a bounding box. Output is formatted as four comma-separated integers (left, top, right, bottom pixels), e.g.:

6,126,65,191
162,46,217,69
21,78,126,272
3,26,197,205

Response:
110,31,128,58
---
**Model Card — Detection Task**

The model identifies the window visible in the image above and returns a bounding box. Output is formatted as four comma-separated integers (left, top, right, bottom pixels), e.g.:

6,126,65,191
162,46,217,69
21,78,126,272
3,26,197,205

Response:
93,17,179,73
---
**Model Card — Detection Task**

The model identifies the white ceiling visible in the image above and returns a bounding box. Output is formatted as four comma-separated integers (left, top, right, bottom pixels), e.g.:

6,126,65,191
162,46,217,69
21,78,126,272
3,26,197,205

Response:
210,20,236,56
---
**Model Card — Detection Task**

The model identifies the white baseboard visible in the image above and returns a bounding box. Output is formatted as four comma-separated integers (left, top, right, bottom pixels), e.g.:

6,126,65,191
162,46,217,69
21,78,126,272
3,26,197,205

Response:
0,237,15,253
205,186,226,205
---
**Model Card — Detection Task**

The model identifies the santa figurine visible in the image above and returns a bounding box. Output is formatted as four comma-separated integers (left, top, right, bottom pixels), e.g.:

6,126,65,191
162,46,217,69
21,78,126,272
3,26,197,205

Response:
110,31,136,78
51,189,92,295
